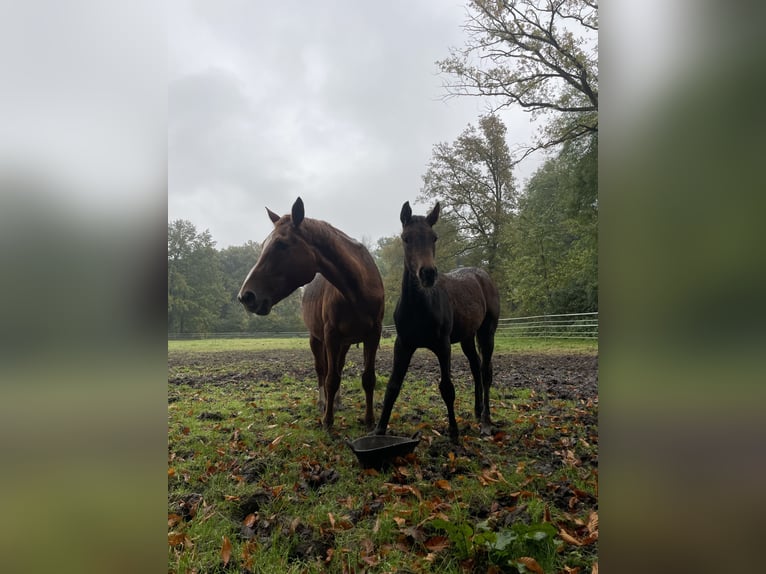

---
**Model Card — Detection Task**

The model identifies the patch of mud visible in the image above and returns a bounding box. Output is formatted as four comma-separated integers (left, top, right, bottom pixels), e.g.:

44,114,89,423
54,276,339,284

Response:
168,346,598,404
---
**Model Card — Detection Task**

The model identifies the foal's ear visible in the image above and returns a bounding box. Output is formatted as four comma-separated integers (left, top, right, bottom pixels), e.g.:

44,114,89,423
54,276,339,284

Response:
266,207,280,224
426,202,440,226
400,201,412,226
292,197,305,227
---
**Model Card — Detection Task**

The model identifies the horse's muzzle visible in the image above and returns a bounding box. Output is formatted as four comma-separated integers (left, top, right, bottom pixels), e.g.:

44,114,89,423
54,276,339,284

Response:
238,290,272,315
418,266,437,288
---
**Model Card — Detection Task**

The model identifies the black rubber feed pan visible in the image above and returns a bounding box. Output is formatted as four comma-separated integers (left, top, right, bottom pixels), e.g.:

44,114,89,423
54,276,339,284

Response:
346,432,421,469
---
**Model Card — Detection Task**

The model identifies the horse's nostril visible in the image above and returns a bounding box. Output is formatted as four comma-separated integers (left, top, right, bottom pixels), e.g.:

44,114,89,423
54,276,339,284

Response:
419,267,437,286
239,290,255,305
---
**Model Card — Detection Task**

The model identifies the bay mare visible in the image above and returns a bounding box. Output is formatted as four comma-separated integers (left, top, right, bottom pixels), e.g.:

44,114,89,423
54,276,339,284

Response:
238,197,384,431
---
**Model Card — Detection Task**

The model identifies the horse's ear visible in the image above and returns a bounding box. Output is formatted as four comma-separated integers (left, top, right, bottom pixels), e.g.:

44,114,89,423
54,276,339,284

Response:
426,202,440,227
266,207,280,224
292,197,305,227
400,201,412,226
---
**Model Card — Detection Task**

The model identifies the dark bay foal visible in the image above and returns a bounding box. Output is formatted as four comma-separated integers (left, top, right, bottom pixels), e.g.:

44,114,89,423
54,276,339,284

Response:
374,201,500,442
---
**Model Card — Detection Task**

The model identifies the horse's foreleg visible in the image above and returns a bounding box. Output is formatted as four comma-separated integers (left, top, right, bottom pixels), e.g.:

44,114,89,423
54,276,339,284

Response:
322,341,349,431
309,336,327,415
373,337,414,436
436,342,459,443
460,338,484,422
361,337,380,430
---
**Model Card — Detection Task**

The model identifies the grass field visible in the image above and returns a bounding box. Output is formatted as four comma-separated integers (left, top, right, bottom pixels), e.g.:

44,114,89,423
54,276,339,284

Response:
168,337,598,573
168,335,598,355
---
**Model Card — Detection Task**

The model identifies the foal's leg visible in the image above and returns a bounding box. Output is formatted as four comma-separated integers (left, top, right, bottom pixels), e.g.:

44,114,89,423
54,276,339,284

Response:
435,340,459,443
361,335,380,430
477,323,496,436
373,337,414,436
460,338,484,421
309,336,327,415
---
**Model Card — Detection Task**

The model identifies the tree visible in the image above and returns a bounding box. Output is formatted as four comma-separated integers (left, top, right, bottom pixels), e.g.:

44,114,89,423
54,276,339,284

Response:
502,133,597,314
167,220,227,333
439,0,598,153
419,114,516,277
217,242,261,332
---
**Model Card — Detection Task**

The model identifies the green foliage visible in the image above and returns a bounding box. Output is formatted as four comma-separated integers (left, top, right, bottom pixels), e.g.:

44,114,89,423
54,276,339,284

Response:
502,135,598,315
373,234,403,326
168,220,227,333
430,516,560,571
167,223,306,335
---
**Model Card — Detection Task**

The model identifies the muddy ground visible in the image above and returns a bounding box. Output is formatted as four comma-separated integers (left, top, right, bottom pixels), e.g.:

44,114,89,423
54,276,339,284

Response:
168,346,597,406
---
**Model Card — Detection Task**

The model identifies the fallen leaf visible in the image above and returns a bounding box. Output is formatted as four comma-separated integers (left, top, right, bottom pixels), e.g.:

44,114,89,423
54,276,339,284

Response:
290,517,301,533
392,516,406,527
168,467,176,478
220,535,232,566
271,484,284,497
424,535,450,552
243,513,256,528
434,479,452,491
328,512,336,528
587,510,599,534
168,513,182,528
270,434,285,447
517,556,544,573
168,531,185,546
592,563,598,574
559,528,583,546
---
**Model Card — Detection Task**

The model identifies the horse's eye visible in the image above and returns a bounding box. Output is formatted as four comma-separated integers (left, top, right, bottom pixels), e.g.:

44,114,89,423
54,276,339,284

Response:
402,236,410,244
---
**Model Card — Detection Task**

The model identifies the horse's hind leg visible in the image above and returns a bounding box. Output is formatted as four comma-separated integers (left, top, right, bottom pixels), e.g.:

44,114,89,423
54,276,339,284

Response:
310,336,327,415
361,337,379,430
476,321,496,435
460,338,485,425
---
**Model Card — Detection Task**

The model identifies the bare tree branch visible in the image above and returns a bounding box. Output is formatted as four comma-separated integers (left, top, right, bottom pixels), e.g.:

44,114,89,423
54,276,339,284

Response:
440,0,598,150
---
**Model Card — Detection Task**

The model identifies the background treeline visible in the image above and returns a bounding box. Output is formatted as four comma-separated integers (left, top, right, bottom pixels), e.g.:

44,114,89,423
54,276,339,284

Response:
168,124,597,334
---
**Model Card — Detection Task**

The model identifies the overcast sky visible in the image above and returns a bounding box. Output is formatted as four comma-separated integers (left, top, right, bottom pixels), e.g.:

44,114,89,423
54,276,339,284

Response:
169,0,543,249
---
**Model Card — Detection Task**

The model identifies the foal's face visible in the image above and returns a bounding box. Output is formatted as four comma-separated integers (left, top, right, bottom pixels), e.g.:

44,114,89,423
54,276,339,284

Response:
238,198,316,315
400,201,440,288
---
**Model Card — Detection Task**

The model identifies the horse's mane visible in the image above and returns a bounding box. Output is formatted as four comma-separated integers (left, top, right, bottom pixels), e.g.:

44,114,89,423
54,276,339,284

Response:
302,217,365,251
